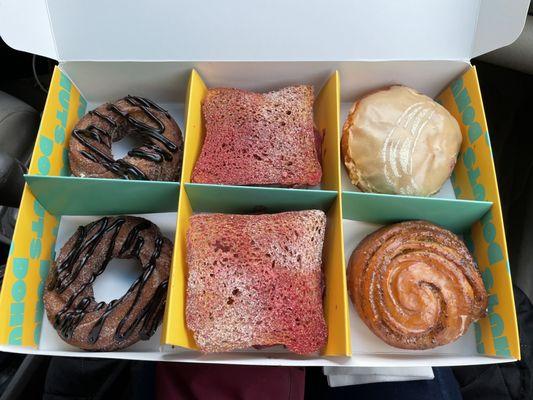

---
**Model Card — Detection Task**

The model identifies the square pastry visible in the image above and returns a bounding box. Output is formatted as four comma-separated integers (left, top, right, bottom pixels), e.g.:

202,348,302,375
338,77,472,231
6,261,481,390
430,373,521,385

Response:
191,86,322,187
186,210,327,354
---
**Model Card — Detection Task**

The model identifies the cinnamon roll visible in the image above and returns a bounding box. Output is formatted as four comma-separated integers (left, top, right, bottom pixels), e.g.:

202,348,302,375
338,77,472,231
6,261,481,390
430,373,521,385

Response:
347,220,488,350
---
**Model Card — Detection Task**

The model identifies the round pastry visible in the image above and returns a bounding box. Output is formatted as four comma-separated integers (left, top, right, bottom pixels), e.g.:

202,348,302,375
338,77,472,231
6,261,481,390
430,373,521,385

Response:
341,86,462,196
43,216,172,351
347,220,488,350
69,96,184,181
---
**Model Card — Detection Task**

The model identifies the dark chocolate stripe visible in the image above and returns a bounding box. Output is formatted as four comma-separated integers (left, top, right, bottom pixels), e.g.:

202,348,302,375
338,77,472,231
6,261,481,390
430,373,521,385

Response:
73,129,148,180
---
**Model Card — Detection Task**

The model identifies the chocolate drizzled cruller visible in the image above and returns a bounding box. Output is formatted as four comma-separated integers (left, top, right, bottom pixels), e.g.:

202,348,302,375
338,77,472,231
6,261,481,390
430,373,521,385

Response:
69,96,184,181
43,216,172,351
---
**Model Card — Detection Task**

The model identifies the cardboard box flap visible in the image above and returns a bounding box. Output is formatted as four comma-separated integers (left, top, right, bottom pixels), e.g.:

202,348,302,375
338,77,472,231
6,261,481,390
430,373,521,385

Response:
0,0,57,59
472,0,530,57
0,0,528,62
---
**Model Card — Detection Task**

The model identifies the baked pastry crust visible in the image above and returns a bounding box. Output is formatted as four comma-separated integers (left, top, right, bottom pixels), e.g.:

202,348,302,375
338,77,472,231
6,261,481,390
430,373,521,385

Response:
342,86,462,196
347,220,488,350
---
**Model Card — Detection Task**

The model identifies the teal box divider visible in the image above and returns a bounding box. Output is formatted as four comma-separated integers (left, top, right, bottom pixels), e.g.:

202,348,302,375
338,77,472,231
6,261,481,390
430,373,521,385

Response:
186,183,337,213
342,191,492,233
25,175,180,215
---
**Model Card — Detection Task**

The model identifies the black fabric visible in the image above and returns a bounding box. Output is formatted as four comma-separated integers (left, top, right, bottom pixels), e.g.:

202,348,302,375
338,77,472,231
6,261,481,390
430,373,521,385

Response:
0,152,25,208
43,357,155,400
473,60,533,297
0,353,24,396
453,286,533,400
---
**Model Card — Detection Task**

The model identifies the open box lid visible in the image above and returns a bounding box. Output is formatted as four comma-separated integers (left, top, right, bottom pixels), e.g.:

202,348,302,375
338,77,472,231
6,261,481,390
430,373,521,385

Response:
0,0,529,62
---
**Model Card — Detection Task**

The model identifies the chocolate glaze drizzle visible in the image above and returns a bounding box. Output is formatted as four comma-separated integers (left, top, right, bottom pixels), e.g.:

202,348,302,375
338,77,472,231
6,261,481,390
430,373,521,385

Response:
72,95,179,180
49,217,168,345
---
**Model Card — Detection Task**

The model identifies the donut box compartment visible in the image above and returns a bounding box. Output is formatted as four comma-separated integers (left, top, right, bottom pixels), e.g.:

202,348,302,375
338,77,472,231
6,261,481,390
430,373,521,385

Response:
336,66,519,365
38,212,178,355
21,67,184,217
167,191,342,358
0,57,520,365
342,221,483,363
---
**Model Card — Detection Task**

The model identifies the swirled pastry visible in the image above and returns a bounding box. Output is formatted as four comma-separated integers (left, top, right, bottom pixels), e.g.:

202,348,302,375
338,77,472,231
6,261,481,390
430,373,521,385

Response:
347,220,488,350
341,86,462,196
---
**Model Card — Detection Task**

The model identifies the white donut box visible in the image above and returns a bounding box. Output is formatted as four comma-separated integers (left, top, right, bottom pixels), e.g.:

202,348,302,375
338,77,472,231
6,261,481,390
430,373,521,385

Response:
0,0,528,367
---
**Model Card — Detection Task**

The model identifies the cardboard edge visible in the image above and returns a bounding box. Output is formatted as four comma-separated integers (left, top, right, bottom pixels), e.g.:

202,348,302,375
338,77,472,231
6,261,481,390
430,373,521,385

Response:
341,190,493,205
322,194,351,356
0,343,515,367
437,66,520,360
25,175,181,215
315,70,342,191
161,69,204,348
320,70,351,356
